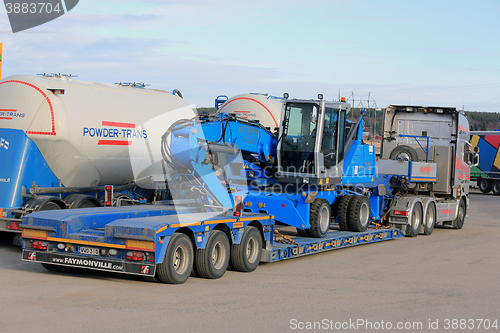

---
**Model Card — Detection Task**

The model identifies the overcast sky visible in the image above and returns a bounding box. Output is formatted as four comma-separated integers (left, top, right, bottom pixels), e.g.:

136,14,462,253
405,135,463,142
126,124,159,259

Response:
1,0,499,111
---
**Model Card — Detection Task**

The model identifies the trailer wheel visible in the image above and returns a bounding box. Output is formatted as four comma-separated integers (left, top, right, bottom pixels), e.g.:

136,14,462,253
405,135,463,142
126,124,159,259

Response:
337,195,354,231
156,233,193,284
478,179,492,194
492,181,500,195
231,226,263,272
407,203,422,237
64,194,101,208
452,199,466,229
422,202,436,235
389,145,419,162
19,196,66,218
195,230,230,279
348,196,370,232
308,199,331,238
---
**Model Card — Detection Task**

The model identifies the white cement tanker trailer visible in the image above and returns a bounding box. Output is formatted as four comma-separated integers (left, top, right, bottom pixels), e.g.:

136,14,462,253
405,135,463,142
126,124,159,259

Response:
216,93,285,132
0,74,193,237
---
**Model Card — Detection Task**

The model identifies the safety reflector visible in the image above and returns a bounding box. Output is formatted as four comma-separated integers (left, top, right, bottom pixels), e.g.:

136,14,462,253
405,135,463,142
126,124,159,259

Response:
104,185,113,206
126,239,155,251
394,210,408,216
6,221,21,230
233,195,244,217
22,228,48,240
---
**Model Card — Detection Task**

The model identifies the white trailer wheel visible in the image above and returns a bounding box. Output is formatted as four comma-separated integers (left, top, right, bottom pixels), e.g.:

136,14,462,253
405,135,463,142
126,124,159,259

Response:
156,233,194,284
231,226,263,272
195,230,230,279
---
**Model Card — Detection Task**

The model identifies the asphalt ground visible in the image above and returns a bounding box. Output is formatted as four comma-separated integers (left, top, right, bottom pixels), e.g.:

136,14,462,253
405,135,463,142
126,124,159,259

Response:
0,191,499,332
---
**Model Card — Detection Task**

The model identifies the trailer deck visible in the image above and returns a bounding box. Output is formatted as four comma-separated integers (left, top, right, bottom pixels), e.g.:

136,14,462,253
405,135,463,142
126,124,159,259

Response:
266,227,404,262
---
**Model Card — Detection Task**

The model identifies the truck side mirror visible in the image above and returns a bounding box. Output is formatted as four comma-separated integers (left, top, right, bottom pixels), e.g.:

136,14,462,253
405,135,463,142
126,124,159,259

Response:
472,153,479,167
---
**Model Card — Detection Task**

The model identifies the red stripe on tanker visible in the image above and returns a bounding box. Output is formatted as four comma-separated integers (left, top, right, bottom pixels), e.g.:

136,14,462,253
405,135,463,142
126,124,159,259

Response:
0,80,55,135
218,94,282,129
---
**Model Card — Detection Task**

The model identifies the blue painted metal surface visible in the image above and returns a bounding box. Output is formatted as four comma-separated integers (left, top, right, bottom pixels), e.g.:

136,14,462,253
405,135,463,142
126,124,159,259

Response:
21,203,404,279
0,129,59,208
264,227,404,262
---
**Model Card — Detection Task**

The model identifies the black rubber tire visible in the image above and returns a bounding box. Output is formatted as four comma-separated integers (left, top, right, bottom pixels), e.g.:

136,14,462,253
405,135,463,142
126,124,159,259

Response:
308,199,331,238
478,179,492,194
23,196,66,212
337,195,354,231
41,263,58,271
64,194,101,209
156,233,193,284
492,180,500,195
407,203,422,237
422,202,436,235
195,230,230,279
389,145,419,162
347,196,370,232
231,226,263,272
453,199,466,230
296,228,309,237
39,202,61,210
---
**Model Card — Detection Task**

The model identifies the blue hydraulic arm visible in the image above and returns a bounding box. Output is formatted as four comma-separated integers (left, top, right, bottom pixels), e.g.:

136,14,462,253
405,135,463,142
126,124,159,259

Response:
161,113,278,209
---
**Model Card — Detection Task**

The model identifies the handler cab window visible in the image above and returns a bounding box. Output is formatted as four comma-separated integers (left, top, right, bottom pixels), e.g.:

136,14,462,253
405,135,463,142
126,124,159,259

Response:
280,103,319,174
322,108,346,167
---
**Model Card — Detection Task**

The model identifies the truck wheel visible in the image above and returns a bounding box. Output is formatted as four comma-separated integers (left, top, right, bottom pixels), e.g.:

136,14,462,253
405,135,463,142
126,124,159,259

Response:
422,202,436,235
407,203,422,237
452,199,466,229
231,226,263,272
389,145,419,162
195,230,230,279
308,199,331,238
337,195,354,231
492,181,500,195
156,233,193,284
64,194,101,208
347,196,370,232
478,179,492,194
